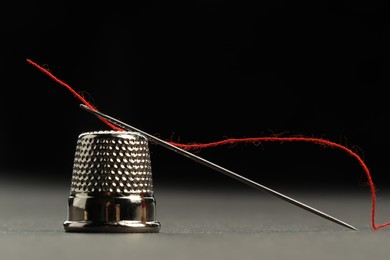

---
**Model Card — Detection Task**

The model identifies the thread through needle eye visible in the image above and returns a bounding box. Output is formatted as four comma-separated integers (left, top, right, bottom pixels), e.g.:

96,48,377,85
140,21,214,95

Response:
79,104,357,231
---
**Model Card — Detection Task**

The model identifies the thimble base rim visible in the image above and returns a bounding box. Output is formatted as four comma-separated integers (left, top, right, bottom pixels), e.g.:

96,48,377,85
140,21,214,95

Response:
63,221,161,233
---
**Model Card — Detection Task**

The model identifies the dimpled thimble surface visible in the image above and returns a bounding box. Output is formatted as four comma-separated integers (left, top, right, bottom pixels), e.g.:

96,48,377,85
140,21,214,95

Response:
63,130,161,233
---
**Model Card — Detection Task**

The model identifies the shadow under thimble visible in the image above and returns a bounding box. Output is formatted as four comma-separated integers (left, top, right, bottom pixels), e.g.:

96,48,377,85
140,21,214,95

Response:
63,130,161,233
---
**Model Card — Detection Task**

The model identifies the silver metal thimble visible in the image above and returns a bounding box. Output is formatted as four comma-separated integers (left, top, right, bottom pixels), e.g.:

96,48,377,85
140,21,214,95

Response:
63,130,161,233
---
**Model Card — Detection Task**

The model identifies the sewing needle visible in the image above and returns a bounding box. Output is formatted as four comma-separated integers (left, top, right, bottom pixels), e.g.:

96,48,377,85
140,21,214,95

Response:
79,104,357,231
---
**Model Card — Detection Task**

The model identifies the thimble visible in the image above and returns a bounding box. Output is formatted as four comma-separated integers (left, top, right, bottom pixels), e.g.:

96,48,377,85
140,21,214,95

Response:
63,130,161,233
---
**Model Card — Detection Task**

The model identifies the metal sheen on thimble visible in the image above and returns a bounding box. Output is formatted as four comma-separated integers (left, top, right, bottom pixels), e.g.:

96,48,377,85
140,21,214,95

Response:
63,130,161,233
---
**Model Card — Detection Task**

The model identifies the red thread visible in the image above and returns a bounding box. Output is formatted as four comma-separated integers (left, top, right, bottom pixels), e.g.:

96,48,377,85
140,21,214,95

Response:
173,137,389,230
27,58,389,230
26,59,122,131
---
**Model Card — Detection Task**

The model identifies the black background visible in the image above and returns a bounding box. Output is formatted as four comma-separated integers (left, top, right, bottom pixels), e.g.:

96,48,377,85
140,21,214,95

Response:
1,0,390,192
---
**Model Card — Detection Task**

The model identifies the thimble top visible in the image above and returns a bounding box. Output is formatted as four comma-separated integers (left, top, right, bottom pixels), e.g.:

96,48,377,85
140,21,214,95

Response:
70,130,154,195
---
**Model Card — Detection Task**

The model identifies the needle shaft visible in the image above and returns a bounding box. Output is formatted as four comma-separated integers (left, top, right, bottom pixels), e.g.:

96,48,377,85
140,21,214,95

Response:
79,104,357,231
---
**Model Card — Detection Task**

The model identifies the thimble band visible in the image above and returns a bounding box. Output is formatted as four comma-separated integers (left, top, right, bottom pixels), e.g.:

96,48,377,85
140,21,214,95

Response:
63,192,160,233
64,130,161,233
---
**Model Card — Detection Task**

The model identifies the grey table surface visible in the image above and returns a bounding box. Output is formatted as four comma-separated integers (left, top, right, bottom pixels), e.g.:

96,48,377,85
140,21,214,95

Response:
1,177,390,260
